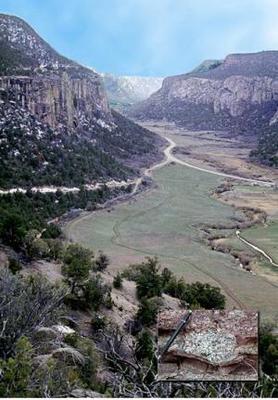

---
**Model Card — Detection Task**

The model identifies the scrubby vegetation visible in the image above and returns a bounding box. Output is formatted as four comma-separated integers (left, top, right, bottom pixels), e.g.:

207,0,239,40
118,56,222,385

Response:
124,257,226,311
0,186,126,251
250,127,278,167
0,102,161,190
0,242,277,397
113,272,123,289
0,109,131,189
0,270,105,397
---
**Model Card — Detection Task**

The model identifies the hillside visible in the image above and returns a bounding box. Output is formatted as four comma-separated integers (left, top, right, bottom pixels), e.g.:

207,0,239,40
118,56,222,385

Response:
0,14,163,189
128,51,278,167
101,73,163,112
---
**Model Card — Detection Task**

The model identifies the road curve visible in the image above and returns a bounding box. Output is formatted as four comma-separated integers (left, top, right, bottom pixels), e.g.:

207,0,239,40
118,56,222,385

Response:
164,137,274,187
133,136,274,195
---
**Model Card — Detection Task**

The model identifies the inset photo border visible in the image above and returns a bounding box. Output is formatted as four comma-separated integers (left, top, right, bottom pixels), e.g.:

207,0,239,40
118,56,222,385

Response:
157,309,258,381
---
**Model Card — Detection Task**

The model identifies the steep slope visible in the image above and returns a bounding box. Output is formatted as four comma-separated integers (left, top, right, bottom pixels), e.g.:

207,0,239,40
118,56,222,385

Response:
101,73,163,112
0,14,163,188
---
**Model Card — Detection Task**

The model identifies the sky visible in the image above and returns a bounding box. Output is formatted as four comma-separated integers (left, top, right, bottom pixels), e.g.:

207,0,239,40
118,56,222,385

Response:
1,0,278,77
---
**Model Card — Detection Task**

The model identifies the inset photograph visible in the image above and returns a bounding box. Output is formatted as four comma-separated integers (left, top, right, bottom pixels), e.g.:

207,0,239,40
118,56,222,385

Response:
157,309,258,381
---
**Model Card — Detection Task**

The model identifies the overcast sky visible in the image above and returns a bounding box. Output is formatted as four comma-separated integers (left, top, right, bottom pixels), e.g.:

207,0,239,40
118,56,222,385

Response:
1,0,278,76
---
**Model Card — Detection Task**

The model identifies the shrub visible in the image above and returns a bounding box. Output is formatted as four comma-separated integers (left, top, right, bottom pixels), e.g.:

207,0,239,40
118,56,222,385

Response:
28,238,50,259
161,267,174,288
184,282,226,309
93,251,109,272
135,329,155,361
113,273,123,289
260,324,278,375
41,224,62,239
0,268,66,358
91,313,106,332
136,297,160,327
84,275,111,311
47,239,65,260
136,257,162,299
164,276,226,309
8,257,22,274
0,336,33,397
62,244,94,291
0,210,26,249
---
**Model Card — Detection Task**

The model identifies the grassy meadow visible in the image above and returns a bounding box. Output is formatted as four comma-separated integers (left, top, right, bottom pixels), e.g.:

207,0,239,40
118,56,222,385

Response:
65,160,278,321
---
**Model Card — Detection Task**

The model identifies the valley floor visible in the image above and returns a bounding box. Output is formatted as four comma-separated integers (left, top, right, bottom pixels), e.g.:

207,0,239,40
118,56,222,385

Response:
65,124,278,323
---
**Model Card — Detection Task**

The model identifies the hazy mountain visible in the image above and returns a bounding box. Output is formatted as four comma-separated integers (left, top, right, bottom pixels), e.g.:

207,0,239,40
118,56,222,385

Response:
0,14,163,188
101,73,163,112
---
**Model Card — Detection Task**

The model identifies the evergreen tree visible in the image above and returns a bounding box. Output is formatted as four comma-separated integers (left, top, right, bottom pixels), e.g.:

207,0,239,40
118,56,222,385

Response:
136,257,162,299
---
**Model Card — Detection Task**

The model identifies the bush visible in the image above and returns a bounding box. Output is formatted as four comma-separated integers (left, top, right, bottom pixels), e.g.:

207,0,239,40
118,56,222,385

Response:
47,239,65,260
8,257,22,274
64,332,79,347
0,210,26,249
0,268,66,358
260,324,278,375
62,244,94,291
41,224,62,239
113,273,123,289
160,267,174,288
63,293,88,310
0,336,33,397
135,257,162,299
184,282,226,309
28,238,50,259
135,329,155,361
136,297,160,327
91,313,106,332
84,275,111,311
93,251,109,272
164,276,226,309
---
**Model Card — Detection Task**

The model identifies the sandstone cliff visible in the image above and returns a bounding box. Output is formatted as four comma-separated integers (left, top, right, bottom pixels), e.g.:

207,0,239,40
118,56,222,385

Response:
0,14,112,133
129,51,278,134
0,14,163,189
0,73,110,133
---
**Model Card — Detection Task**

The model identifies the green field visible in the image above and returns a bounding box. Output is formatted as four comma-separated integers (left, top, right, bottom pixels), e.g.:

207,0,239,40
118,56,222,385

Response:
65,161,278,321
243,222,278,263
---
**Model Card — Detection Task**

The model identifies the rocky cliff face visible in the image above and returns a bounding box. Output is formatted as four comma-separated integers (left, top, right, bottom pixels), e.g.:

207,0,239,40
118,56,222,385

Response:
129,51,278,134
0,73,110,133
0,14,163,188
0,14,112,133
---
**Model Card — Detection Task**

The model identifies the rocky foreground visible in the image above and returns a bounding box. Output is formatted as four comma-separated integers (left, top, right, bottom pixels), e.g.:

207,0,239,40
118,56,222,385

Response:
158,309,258,381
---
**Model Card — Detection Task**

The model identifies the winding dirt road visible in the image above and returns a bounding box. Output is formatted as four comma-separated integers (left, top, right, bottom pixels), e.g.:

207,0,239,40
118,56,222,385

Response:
131,136,276,275
163,137,274,187
132,137,274,194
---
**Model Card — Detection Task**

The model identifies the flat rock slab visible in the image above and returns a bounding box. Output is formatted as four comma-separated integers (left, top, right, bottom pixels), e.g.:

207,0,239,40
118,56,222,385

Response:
157,309,258,381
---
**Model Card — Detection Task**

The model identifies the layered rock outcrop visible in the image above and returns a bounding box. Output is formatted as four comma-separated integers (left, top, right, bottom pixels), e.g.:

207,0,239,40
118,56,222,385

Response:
129,51,278,134
158,309,258,381
0,73,110,133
